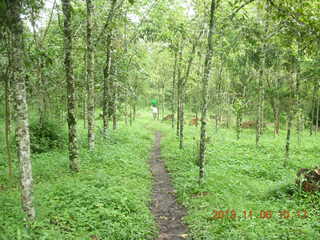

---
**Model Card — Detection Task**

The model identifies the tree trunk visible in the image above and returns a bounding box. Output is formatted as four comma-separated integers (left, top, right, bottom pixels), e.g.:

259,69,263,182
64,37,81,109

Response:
176,48,183,137
103,36,112,135
199,0,216,184
274,108,280,135
284,109,292,167
4,71,13,179
256,69,263,146
295,55,301,145
102,0,117,135
309,81,317,136
172,50,178,129
133,104,136,121
179,92,184,149
86,0,95,150
236,111,241,140
112,81,117,130
9,0,36,220
62,0,80,172
129,104,133,126
176,97,180,136
83,92,87,128
316,97,319,135
37,57,48,128
161,85,165,119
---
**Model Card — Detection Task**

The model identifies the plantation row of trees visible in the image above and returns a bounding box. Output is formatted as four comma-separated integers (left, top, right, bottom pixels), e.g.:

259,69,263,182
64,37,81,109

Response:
144,0,320,182
0,0,319,221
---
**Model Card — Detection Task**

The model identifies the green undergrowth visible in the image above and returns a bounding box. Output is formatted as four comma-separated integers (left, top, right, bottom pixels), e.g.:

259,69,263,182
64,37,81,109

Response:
159,120,320,240
0,118,156,240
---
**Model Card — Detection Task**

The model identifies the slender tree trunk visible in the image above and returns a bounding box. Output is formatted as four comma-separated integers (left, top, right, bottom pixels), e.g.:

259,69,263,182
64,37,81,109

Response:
179,92,184,149
112,82,117,130
295,56,301,145
133,103,136,121
199,0,216,184
176,97,180,136
129,104,133,126
4,72,13,179
83,92,87,128
284,74,296,167
62,0,80,172
125,104,129,125
316,97,319,135
256,69,263,146
309,81,317,136
103,36,112,135
275,108,280,135
37,57,48,128
9,0,36,220
284,110,292,167
236,111,242,140
172,50,178,128
102,0,117,135
176,48,183,137
86,0,95,150
161,85,165,119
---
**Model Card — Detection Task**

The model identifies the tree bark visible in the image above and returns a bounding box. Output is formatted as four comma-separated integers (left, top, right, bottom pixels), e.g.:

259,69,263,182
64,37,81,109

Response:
179,93,184,149
256,67,263,146
199,0,216,184
103,45,112,134
309,80,317,136
9,0,36,220
171,50,178,129
112,90,117,130
316,97,319,134
4,69,13,179
176,47,183,137
284,109,292,167
86,0,95,150
62,0,80,172
102,0,117,135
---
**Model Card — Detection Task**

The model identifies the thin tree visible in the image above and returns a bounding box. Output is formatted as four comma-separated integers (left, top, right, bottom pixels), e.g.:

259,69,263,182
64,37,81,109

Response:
8,0,35,220
171,49,178,128
176,46,183,137
62,0,80,171
199,0,216,184
86,0,95,150
284,78,294,167
102,0,117,135
4,67,13,179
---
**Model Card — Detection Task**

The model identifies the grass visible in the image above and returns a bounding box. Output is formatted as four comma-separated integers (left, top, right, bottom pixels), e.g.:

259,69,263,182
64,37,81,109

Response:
0,115,156,240
1,111,320,239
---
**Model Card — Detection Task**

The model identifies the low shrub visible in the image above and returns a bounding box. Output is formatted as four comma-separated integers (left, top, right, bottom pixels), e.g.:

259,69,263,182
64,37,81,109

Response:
29,120,66,153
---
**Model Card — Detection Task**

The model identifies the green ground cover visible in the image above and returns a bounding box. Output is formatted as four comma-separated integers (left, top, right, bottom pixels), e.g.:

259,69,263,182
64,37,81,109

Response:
0,117,156,240
159,118,320,240
1,113,320,240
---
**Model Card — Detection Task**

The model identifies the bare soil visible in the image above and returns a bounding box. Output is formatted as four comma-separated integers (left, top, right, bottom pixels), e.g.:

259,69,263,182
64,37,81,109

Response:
150,132,189,240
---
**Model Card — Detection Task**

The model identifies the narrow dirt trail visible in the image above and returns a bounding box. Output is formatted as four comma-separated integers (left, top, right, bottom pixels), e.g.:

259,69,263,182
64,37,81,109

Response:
150,131,188,240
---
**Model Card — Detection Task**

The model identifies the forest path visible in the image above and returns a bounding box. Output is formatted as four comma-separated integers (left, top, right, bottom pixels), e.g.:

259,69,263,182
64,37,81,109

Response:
150,131,189,240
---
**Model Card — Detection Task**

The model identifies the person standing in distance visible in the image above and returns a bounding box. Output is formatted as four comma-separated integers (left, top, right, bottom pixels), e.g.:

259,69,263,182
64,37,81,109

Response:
151,105,158,120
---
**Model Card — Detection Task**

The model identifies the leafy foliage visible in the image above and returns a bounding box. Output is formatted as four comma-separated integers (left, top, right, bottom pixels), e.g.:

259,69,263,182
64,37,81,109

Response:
29,120,67,153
